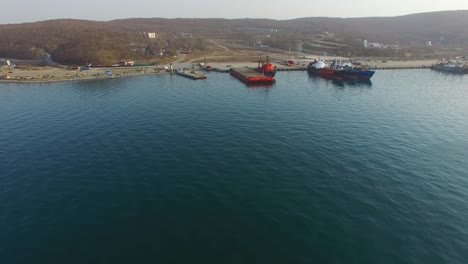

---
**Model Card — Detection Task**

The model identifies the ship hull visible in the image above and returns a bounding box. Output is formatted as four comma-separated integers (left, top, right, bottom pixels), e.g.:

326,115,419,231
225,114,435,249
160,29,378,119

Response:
310,68,375,80
343,70,375,80
307,67,343,80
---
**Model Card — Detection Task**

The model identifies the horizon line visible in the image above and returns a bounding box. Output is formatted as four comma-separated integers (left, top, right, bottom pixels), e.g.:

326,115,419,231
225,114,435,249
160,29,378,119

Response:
2,9,467,25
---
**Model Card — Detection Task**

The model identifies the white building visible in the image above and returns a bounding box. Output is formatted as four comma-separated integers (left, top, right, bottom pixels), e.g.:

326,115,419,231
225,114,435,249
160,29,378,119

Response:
148,33,156,39
367,42,384,48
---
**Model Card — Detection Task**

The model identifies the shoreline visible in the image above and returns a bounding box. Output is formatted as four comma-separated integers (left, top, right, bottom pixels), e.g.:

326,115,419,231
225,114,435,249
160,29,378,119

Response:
0,66,169,84
0,71,168,84
0,59,440,84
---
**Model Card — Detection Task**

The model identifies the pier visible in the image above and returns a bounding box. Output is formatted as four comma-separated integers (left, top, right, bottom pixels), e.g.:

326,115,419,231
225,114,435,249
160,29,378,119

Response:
276,67,307,71
205,65,432,73
371,65,431,70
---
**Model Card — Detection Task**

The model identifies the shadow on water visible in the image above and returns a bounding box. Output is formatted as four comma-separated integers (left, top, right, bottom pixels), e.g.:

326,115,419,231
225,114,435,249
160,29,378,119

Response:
431,70,467,79
244,82,275,95
70,77,132,95
308,74,372,89
335,79,373,88
244,82,275,89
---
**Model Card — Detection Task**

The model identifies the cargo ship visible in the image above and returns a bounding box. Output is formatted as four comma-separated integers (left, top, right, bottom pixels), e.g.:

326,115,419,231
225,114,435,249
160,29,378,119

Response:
308,59,375,80
331,59,375,80
230,56,276,83
307,60,344,80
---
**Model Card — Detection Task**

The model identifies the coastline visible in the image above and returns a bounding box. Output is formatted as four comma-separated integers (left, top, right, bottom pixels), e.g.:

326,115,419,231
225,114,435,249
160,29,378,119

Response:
0,59,440,84
0,66,169,84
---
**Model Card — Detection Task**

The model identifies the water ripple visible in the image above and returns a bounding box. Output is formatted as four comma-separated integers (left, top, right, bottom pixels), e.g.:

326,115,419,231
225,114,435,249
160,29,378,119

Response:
1,70,467,263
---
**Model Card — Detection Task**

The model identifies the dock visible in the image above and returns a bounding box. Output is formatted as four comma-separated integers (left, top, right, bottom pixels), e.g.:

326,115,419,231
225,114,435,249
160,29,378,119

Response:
275,65,433,71
175,70,207,80
276,67,307,71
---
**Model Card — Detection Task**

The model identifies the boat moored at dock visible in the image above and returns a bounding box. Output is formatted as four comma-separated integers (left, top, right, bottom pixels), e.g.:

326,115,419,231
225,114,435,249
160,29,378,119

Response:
308,59,375,80
175,70,207,80
331,58,375,80
307,60,343,80
431,60,467,74
230,56,276,84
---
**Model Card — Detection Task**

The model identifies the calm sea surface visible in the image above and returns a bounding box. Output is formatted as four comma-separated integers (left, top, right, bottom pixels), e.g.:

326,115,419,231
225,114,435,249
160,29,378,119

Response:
0,70,467,263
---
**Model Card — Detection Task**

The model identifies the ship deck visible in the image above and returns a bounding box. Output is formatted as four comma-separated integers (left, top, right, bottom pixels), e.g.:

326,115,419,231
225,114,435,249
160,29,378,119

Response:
231,68,269,78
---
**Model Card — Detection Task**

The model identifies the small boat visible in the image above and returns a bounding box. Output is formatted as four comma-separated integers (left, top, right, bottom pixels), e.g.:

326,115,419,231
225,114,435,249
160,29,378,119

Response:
230,56,276,84
175,70,207,80
431,60,467,74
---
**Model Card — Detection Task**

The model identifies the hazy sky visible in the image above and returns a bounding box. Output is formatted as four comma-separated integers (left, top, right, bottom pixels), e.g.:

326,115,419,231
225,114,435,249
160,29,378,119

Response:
2,0,468,24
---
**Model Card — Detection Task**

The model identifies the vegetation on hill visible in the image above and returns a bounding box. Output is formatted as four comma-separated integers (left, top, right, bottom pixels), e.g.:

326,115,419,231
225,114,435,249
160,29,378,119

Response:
0,20,204,65
0,11,467,65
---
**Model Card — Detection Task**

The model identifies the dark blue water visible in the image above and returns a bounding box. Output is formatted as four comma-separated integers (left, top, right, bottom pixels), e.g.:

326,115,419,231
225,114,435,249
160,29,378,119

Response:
1,70,467,264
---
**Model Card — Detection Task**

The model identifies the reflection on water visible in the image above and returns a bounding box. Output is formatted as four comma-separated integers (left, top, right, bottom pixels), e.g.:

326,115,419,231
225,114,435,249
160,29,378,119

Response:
1,70,467,264
243,82,275,89
332,79,373,88
307,73,373,88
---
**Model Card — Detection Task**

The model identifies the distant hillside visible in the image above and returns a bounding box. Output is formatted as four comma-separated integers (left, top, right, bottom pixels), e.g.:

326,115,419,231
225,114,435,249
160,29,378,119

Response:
0,20,137,65
111,10,468,46
338,10,468,45
1,10,467,65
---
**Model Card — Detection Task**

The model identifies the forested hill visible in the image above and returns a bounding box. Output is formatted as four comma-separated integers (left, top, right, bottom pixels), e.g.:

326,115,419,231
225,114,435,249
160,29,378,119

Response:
1,10,467,65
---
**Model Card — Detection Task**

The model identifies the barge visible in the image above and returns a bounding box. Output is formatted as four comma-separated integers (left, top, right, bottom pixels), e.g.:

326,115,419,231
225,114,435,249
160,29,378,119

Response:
230,56,276,84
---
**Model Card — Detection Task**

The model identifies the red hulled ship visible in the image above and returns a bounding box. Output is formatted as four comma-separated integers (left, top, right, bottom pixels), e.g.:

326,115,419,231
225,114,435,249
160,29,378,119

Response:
230,56,276,84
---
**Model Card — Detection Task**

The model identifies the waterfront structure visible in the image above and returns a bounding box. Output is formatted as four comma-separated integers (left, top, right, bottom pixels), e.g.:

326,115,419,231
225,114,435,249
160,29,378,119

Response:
230,56,276,84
